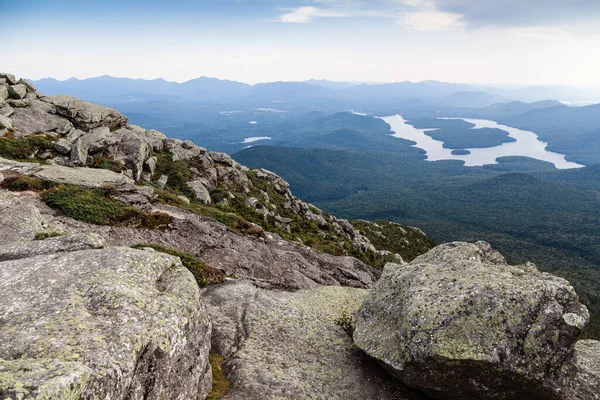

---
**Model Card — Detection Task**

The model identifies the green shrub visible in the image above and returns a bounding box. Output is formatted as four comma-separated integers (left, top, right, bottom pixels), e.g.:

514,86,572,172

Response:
42,185,172,229
33,231,64,240
334,311,356,337
0,135,54,161
91,156,125,173
0,175,56,192
131,243,226,287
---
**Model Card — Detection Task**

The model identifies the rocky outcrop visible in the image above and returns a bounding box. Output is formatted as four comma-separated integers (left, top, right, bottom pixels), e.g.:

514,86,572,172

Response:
26,197,382,290
0,157,134,188
354,241,592,400
0,234,212,399
46,95,128,131
202,280,429,400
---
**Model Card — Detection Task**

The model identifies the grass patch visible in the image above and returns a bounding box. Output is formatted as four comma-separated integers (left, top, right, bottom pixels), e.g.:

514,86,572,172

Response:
42,185,172,229
0,135,55,162
0,175,56,192
91,156,125,173
207,354,230,400
131,243,226,287
33,231,64,240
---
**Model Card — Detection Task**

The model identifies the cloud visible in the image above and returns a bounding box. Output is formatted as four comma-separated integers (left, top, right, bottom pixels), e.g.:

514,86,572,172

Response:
402,9,464,32
426,0,600,30
278,6,348,23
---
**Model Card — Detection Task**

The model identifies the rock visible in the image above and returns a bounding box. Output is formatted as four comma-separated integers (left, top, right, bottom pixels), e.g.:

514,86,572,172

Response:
0,73,17,85
157,174,168,190
163,138,182,149
89,205,381,290
182,139,196,149
54,138,72,155
85,126,117,151
565,340,600,399
57,121,73,135
126,124,146,135
306,209,328,228
47,95,128,130
0,244,212,400
8,84,27,100
187,181,211,205
0,106,14,117
202,281,427,400
354,241,590,400
7,98,32,108
144,156,158,176
0,115,12,130
0,233,106,261
142,129,166,151
0,86,7,101
17,78,36,92
10,99,68,135
0,191,46,245
209,151,234,166
35,166,133,188
69,138,90,166
171,143,202,162
109,129,151,181
177,195,191,205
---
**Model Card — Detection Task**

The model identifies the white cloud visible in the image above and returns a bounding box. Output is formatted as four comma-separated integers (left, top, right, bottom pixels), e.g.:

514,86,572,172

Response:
402,9,465,32
279,6,347,23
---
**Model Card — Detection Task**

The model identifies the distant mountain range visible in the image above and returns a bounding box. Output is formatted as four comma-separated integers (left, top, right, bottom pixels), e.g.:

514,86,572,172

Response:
33,75,600,106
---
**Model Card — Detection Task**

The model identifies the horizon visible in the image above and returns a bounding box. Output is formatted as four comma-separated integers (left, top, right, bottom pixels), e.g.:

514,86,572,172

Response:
29,74,599,90
1,0,600,86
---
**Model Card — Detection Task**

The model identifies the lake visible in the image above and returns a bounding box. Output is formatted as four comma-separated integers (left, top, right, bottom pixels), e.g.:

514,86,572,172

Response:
382,115,584,169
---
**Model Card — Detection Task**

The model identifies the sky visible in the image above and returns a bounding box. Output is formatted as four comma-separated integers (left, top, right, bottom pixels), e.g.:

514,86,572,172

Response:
1,0,600,85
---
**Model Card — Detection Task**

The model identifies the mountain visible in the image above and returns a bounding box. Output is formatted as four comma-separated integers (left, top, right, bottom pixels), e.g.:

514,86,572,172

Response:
2,72,600,399
305,79,359,90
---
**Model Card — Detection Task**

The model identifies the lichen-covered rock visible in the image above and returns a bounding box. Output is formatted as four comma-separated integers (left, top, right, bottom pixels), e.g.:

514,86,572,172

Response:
202,280,428,400
0,191,46,245
0,233,105,261
47,95,128,131
564,340,600,399
0,243,212,400
0,73,17,85
354,241,590,400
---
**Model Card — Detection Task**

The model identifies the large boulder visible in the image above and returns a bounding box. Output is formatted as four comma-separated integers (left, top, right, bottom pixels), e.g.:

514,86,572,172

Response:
10,99,68,134
354,241,590,400
47,95,128,131
565,340,600,399
202,280,428,400
0,239,212,399
7,84,27,100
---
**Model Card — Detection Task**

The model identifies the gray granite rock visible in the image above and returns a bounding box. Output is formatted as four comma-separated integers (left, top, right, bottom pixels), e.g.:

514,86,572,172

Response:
202,281,428,400
354,241,590,400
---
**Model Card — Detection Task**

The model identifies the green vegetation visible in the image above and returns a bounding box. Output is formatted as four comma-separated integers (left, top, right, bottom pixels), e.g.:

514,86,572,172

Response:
207,354,230,400
352,220,436,263
236,145,600,339
334,311,356,337
153,151,195,199
42,185,172,229
91,156,125,173
130,243,225,287
0,175,56,192
33,231,64,240
0,135,55,162
424,127,516,149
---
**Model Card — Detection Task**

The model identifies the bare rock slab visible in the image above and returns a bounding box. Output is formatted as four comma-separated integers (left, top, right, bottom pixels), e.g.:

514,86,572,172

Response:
202,281,429,400
354,241,590,400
